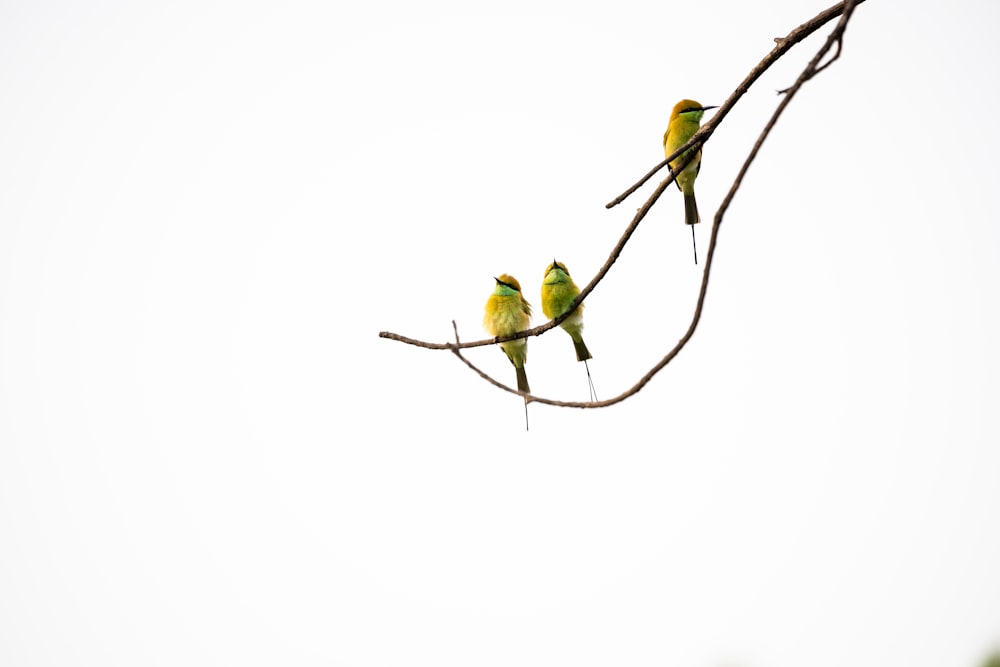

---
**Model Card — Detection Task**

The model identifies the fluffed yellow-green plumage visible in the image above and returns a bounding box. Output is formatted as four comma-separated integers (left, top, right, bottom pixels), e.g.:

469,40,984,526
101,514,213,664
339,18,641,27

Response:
663,99,717,228
483,274,532,393
541,260,591,362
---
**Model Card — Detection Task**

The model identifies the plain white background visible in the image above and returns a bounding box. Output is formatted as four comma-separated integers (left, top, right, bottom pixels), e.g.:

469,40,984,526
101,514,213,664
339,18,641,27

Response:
2,1,998,665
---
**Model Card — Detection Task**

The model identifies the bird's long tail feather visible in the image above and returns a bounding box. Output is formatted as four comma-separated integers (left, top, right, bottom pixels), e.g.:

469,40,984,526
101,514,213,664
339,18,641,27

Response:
684,193,700,264
515,366,530,394
583,360,597,402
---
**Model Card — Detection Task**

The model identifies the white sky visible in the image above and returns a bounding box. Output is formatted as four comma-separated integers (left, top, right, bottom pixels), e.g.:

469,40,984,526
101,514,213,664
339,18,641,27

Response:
2,1,999,665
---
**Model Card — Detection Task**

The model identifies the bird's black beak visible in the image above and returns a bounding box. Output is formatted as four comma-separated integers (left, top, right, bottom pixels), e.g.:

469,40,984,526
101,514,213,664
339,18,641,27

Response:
701,105,719,111
551,259,558,269
493,276,501,284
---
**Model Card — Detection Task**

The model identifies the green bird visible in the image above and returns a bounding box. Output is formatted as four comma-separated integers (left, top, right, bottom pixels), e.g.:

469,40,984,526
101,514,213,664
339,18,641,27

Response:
541,260,596,401
541,260,591,362
663,98,717,262
483,274,532,394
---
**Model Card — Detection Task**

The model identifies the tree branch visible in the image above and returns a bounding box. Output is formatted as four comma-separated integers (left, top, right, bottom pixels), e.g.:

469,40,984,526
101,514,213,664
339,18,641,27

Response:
379,0,865,408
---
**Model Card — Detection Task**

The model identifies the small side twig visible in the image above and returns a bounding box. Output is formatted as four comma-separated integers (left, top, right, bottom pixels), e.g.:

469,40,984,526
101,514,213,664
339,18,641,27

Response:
447,321,529,399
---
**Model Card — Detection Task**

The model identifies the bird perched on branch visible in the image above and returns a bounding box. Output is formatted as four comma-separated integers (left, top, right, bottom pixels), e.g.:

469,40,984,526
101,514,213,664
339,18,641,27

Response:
483,274,532,394
541,260,597,401
541,260,591,363
663,99,717,262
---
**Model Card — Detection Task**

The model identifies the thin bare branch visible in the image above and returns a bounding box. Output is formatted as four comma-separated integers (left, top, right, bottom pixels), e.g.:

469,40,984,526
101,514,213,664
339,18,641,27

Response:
380,0,864,409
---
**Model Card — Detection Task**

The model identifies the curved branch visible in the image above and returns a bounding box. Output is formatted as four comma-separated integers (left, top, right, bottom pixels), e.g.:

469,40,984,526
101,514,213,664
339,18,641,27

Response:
381,0,864,408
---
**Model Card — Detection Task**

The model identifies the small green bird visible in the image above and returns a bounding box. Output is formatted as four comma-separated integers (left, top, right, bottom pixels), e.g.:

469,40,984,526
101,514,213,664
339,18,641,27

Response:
483,274,532,394
541,260,597,401
541,260,591,362
663,99,717,262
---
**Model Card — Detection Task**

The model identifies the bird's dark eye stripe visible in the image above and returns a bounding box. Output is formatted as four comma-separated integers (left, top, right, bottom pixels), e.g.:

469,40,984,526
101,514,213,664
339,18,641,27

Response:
499,280,519,291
